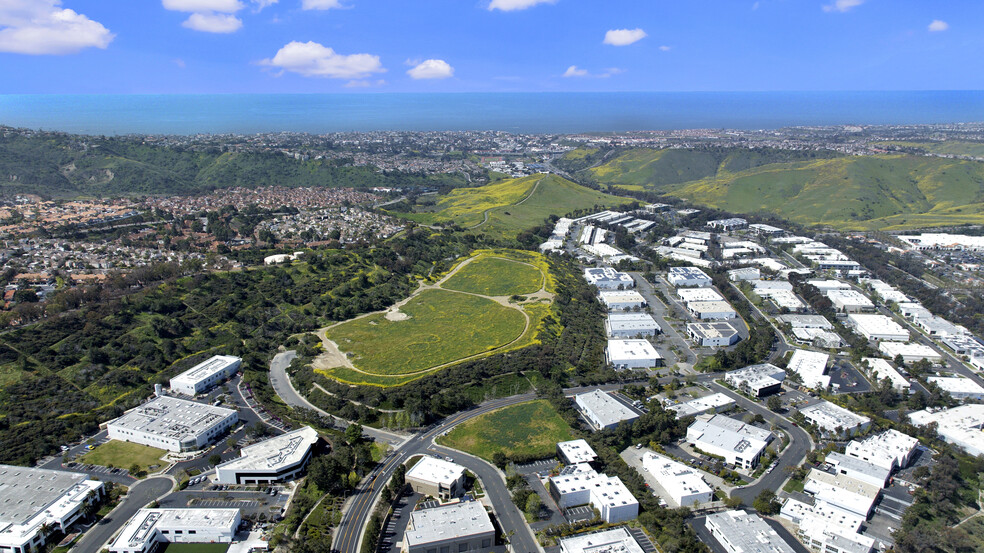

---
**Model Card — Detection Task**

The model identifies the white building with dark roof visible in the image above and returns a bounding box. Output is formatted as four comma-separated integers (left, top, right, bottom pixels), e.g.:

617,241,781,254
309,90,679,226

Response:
169,355,241,396
0,466,105,553
605,313,660,338
215,426,319,484
403,502,494,553
107,509,240,553
800,402,871,437
107,396,238,452
575,390,640,431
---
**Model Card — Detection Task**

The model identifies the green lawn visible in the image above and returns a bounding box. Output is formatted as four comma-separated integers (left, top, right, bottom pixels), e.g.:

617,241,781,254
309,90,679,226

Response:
441,256,544,296
80,440,166,474
323,289,526,377
163,544,230,553
437,400,574,462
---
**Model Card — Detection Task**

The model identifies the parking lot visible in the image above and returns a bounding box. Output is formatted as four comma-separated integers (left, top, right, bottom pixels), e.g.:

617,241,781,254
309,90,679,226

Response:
513,458,556,476
564,505,595,523
161,489,289,518
828,361,872,394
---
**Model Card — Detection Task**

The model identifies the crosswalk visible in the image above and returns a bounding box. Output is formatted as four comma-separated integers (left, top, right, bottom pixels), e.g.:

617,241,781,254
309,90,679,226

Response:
194,499,260,508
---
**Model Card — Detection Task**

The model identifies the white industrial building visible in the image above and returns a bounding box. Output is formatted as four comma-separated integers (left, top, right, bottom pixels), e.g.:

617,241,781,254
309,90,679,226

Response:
575,390,640,431
107,396,238,452
844,429,919,472
107,509,240,553
916,316,964,338
667,267,712,288
687,301,737,321
677,288,724,303
725,364,786,397
778,314,833,329
687,322,740,347
0,466,105,553
667,393,735,418
928,376,984,401
727,267,761,282
686,414,771,469
787,349,830,389
559,527,644,553
557,440,597,465
767,290,807,312
846,314,909,342
877,342,943,364
606,313,660,338
214,426,319,484
807,279,851,292
584,268,635,290
707,217,748,231
406,457,467,501
909,405,984,456
598,290,647,311
403,502,495,553
642,452,713,507
825,452,892,488
606,339,663,369
705,510,797,553
548,465,639,523
797,515,876,553
862,358,910,392
803,469,881,518
169,355,241,396
825,289,875,313
800,402,871,437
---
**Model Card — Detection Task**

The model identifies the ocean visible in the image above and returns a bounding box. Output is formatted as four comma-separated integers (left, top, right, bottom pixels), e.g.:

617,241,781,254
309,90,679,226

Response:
0,91,981,135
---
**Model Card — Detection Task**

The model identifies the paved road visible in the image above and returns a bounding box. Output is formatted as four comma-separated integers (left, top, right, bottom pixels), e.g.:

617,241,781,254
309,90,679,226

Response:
71,476,173,553
333,394,541,553
269,350,408,447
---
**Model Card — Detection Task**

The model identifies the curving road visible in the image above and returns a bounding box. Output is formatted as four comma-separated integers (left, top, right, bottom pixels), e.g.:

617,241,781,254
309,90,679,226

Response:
71,476,174,553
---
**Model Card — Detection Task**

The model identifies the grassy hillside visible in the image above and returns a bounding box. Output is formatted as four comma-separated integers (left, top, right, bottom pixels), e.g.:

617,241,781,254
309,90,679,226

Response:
875,141,984,158
392,174,627,238
0,132,467,197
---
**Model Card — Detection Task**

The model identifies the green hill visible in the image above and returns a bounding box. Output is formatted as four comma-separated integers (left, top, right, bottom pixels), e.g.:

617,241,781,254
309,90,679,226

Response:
577,147,984,230
392,174,628,238
0,132,466,197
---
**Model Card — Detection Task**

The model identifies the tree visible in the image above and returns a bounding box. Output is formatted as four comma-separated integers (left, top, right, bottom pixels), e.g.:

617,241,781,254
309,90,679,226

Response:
524,493,542,519
767,395,782,412
130,463,141,475
492,451,508,469
753,489,780,515
208,454,222,466
345,423,364,445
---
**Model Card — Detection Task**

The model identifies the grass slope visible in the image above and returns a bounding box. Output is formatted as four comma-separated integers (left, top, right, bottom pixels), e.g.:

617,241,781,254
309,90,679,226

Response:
437,400,573,462
876,141,984,159
324,289,526,377
442,256,543,296
80,440,166,473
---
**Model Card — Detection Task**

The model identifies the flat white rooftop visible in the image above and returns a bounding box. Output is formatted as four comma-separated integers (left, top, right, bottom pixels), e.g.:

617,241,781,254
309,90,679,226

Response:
109,509,240,551
170,355,240,389
598,290,646,304
847,314,909,341
801,401,870,433
928,376,984,397
404,502,493,547
406,457,466,486
559,527,645,553
777,314,833,329
606,339,661,361
557,440,597,465
909,405,984,456
108,396,237,441
215,426,318,473
705,510,796,553
787,349,830,389
576,390,640,429
668,393,735,418
862,358,909,391
845,429,919,471
677,288,724,303
642,452,712,503
878,341,942,362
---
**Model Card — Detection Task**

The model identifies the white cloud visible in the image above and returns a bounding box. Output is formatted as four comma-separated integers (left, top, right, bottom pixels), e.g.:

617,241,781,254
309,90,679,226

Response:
603,28,647,46
301,0,343,10
182,12,242,32
406,59,453,80
0,0,114,55
251,0,278,11
659,45,671,51
822,0,863,13
162,0,243,12
752,1,760,9
487,0,555,12
928,19,949,32
174,58,186,67
260,40,385,79
563,65,588,77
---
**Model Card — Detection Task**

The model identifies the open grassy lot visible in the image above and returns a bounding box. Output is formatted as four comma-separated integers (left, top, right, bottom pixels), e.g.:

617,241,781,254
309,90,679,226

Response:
437,400,574,462
80,440,166,473
324,289,526,377
441,256,543,296
163,544,230,553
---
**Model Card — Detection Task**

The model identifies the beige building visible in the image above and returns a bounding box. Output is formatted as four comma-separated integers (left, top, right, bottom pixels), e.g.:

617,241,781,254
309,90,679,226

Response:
405,457,466,501
403,502,494,553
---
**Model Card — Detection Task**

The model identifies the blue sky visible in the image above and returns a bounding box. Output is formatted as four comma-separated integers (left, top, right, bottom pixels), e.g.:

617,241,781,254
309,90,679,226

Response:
0,0,981,94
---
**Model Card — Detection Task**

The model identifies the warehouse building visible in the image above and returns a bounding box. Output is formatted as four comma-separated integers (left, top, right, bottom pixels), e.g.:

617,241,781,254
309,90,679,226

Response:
927,376,984,401
825,289,875,313
803,469,881,518
781,497,865,535
0,466,105,553
548,466,638,523
787,349,830,389
558,527,644,553
557,440,597,465
686,414,771,469
574,390,640,431
402,502,494,553
687,301,737,321
825,452,891,488
584,268,635,290
705,511,797,553
598,290,647,311
801,402,871,437
667,393,735,418
605,313,660,338
169,355,241,396
777,314,833,329
108,509,240,553
606,339,663,369
725,364,786,397
667,267,712,288
846,314,909,342
845,429,920,472
797,516,876,553
727,267,761,282
909,405,984,456
641,452,713,507
677,288,724,303
877,342,943,364
687,322,740,347
862,358,910,392
405,457,467,501
107,396,238,452
215,426,320,484
707,217,748,231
